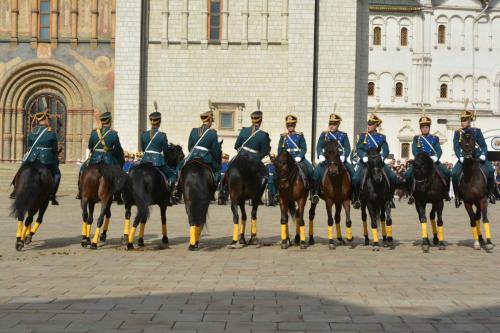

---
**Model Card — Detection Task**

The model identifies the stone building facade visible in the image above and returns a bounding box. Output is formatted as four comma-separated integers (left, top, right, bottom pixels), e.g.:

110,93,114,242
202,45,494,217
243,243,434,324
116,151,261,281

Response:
114,0,369,159
368,0,500,162
0,0,115,163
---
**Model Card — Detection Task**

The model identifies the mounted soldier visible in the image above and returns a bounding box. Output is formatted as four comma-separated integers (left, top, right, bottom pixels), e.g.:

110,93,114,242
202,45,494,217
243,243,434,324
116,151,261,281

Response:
352,112,398,209
452,101,497,207
277,114,314,201
11,97,61,205
406,110,451,204
312,111,354,203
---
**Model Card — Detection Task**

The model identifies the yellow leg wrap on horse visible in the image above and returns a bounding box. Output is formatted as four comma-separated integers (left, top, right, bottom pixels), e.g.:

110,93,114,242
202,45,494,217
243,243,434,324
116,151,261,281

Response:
195,226,201,243
16,221,23,238
92,227,100,244
162,223,167,236
421,222,428,239
430,219,437,235
240,220,246,235
336,224,342,239
251,219,257,236
371,228,379,243
81,222,87,236
346,227,353,240
123,219,130,236
381,222,387,237
476,220,482,236
471,227,479,241
384,225,391,238
20,225,29,241
128,227,136,244
484,223,492,239
328,226,334,240
281,224,288,241
232,224,239,242
300,226,306,242
189,226,196,246
86,224,91,238
296,218,300,236
437,226,444,241
103,217,110,232
139,223,146,239
309,220,314,236
31,222,41,235
363,221,368,237
24,225,31,238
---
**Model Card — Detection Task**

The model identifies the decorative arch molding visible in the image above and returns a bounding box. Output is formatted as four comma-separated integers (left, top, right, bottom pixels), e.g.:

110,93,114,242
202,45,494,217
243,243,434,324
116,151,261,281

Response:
0,60,95,162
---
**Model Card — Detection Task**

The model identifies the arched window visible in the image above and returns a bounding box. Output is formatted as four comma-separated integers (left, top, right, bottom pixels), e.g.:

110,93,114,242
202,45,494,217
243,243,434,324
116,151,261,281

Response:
401,143,410,159
39,0,51,41
368,82,375,96
395,82,404,97
440,83,448,99
373,27,381,46
401,27,408,46
208,0,221,41
438,25,446,44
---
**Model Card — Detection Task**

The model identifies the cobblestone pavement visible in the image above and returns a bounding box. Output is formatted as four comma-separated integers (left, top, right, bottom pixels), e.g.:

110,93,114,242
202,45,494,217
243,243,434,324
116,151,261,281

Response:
1,195,500,333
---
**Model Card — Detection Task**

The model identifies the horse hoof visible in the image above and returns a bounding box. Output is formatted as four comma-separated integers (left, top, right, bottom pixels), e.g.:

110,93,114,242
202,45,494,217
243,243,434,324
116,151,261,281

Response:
188,244,198,251
422,244,430,253
281,241,289,250
239,237,247,245
308,236,315,245
372,245,380,252
439,242,446,250
382,240,389,248
328,241,336,250
486,243,494,251
100,233,107,242
121,235,128,246
81,238,90,248
195,241,200,249
228,241,238,249
364,237,369,246
162,236,169,245
300,242,307,250
127,243,134,250
90,243,98,250
15,240,24,251
473,241,481,250
248,237,259,246
346,237,353,243
337,238,345,246
138,238,145,247
294,235,300,246
433,236,439,246
24,234,32,245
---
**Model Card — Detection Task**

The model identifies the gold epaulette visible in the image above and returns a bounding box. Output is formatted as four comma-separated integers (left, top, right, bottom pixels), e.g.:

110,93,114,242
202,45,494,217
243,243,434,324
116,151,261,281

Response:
47,127,52,132
297,132,303,136
281,132,287,137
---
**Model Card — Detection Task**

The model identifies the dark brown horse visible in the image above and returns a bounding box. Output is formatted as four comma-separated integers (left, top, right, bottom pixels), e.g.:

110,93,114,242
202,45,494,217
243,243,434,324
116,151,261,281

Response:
79,163,128,249
10,162,53,251
274,151,313,249
459,132,493,251
319,141,352,249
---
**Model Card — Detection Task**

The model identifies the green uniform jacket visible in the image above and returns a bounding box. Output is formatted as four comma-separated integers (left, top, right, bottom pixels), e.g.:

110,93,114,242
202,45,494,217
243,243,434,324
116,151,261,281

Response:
187,125,222,170
234,126,271,160
141,129,169,167
88,127,124,165
25,125,59,165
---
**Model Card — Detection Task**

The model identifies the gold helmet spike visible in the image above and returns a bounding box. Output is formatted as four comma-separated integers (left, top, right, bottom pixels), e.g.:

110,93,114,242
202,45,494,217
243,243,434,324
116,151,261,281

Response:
154,100,158,112
257,99,261,111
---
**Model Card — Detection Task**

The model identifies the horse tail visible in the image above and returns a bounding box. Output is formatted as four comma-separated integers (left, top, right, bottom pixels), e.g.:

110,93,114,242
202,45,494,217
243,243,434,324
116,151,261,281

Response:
10,164,46,218
185,164,212,228
130,168,151,223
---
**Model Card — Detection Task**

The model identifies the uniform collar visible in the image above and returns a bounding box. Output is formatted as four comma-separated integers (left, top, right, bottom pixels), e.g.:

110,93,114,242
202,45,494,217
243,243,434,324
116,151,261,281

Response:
287,131,295,135
368,130,377,135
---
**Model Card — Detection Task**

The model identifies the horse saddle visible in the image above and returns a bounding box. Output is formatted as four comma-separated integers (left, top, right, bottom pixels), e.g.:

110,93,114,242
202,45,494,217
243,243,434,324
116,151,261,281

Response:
295,162,310,189
183,159,216,183
433,165,448,187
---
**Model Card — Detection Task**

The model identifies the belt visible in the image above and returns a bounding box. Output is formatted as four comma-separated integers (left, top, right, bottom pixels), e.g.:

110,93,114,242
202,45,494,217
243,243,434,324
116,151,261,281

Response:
145,150,161,154
286,148,301,152
194,146,209,151
35,147,52,150
242,147,258,154
94,149,107,152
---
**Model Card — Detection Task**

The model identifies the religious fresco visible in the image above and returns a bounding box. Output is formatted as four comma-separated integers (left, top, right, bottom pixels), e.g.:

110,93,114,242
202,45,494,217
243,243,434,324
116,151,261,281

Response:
17,0,30,37
59,0,72,38
0,57,22,79
0,1,11,38
78,1,92,38
98,0,112,39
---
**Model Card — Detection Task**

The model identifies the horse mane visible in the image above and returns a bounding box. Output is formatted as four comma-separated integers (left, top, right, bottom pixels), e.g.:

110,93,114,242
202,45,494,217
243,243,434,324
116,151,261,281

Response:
167,143,185,167
414,151,433,170
324,140,340,161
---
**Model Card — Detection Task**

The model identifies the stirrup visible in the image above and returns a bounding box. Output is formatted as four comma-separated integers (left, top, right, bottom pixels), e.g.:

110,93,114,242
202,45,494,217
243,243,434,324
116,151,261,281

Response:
311,194,319,204
408,196,414,205
489,194,496,205
455,198,462,208
353,200,361,209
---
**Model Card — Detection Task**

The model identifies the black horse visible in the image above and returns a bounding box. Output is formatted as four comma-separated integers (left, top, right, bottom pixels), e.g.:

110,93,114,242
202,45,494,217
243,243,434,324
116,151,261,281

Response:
124,144,185,250
181,160,217,250
360,148,395,251
226,155,267,248
411,152,448,252
10,162,54,251
459,132,493,251
166,143,185,204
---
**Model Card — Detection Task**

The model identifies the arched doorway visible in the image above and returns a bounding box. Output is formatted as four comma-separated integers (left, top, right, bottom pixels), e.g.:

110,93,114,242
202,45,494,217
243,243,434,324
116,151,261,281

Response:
24,94,67,163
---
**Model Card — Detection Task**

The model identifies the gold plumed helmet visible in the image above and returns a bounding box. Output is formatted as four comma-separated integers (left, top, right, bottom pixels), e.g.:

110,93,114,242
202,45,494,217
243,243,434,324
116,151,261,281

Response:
459,98,476,121
222,152,230,159
418,104,431,126
34,96,50,121
201,99,215,122
285,114,297,125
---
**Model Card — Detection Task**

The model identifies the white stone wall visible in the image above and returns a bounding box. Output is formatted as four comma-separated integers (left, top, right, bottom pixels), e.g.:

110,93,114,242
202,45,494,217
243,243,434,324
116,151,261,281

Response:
114,0,142,151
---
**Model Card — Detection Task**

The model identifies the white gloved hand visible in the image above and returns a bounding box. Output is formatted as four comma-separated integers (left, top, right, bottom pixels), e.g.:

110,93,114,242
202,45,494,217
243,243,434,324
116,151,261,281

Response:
362,156,368,163
459,157,464,164
479,154,486,161
318,155,326,163
340,156,346,163
431,155,438,163
294,156,302,162
384,158,391,165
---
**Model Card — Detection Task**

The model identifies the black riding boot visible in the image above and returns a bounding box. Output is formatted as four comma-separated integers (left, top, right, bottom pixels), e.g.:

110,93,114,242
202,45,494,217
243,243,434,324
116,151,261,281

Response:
51,173,61,206
352,185,361,209
407,179,415,205
311,181,320,204
488,175,497,205
452,178,461,208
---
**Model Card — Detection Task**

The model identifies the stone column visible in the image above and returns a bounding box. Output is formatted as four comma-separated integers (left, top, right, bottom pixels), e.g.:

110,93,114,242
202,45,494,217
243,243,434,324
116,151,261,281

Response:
281,0,288,47
221,0,229,49
162,0,170,48
70,0,78,48
3,108,13,161
51,0,58,47
111,0,116,47
66,109,74,162
91,0,98,49
241,0,248,49
14,108,24,161
200,0,207,49
31,0,38,48
261,0,268,49
181,0,188,49
10,0,19,45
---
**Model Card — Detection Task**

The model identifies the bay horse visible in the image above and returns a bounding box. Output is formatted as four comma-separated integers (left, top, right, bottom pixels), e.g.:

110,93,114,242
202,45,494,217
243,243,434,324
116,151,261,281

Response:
124,144,184,250
319,140,352,249
181,160,217,250
411,152,448,252
79,163,128,249
360,148,394,251
226,155,267,248
10,162,53,251
274,151,313,249
459,132,493,251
